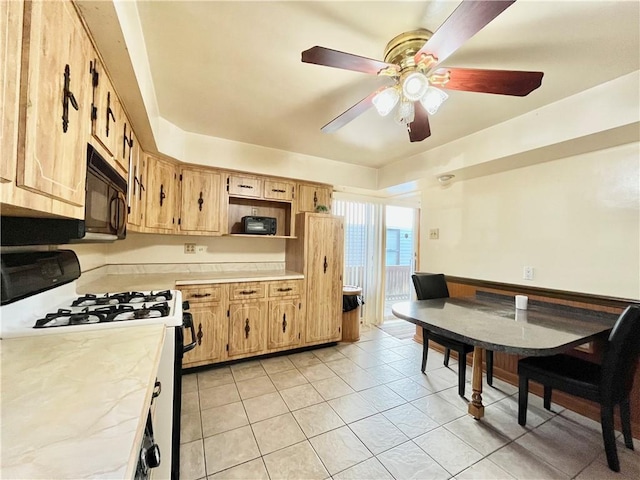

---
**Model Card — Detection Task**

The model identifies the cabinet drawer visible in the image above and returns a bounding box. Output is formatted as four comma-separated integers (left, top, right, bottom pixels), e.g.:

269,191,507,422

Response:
228,175,262,198
180,285,222,303
229,282,266,301
268,280,302,298
264,180,294,202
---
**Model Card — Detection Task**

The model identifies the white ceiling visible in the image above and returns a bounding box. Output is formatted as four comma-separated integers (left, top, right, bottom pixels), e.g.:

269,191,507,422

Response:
126,1,638,169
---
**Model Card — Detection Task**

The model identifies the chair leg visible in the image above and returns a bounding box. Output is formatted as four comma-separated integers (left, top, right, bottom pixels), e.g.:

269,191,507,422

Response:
601,404,620,472
619,397,634,450
444,348,451,367
543,386,552,410
518,375,528,426
486,350,493,386
457,351,466,397
421,328,428,373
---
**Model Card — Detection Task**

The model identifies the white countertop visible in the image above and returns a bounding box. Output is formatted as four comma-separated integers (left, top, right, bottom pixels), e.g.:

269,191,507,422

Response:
77,270,304,294
0,324,165,479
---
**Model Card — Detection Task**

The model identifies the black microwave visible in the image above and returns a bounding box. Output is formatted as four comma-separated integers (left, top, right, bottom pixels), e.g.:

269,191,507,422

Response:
242,216,277,235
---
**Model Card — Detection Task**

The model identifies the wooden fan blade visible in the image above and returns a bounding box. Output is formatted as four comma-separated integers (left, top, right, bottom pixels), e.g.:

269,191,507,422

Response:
321,90,378,133
441,68,543,96
408,102,431,142
414,0,516,67
302,46,397,75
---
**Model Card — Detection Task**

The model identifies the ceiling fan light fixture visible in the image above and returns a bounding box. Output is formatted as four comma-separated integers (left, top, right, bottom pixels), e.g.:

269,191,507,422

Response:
372,87,400,116
395,99,415,125
419,86,449,115
402,72,429,101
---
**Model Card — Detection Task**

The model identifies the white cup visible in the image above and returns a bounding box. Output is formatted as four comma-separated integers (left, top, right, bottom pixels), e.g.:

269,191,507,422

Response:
515,295,528,310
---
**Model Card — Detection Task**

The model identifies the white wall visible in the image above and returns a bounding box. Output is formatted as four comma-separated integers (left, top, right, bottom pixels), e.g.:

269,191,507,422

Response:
420,142,640,299
65,244,109,272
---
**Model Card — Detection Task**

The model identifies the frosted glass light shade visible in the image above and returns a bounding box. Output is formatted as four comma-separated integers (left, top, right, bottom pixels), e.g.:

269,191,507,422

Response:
395,99,415,125
402,72,429,101
419,86,448,115
372,87,400,116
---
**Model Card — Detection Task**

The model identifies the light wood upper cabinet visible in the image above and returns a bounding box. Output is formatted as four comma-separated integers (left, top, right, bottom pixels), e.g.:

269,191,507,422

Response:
228,301,267,357
227,174,262,198
179,167,224,235
90,59,118,161
17,0,94,207
0,0,23,184
297,183,333,213
144,155,176,231
127,132,145,228
264,179,294,202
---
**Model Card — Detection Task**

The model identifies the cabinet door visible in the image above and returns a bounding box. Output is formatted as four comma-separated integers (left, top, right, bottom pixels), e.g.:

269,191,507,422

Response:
264,179,294,202
228,174,262,198
114,103,131,174
183,303,227,367
297,184,332,213
127,132,145,227
305,215,344,343
228,301,266,357
0,0,23,183
91,59,119,160
18,0,93,206
268,299,301,349
179,168,223,234
144,155,176,230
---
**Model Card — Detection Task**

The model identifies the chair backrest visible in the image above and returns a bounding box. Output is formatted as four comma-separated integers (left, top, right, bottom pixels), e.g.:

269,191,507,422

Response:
411,273,450,300
601,305,640,402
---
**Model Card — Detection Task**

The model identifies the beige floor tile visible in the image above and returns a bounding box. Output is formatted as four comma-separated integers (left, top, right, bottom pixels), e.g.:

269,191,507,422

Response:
198,368,234,389
492,394,554,432
576,457,637,480
182,390,201,414
386,377,431,401
263,441,329,480
377,440,449,480
180,439,206,480
407,371,453,393
338,369,381,391
328,392,378,423
324,358,362,376
309,426,372,475
204,425,260,475
201,401,248,437
243,391,289,423
386,358,423,376
355,340,387,353
333,457,393,480
230,363,267,382
312,376,355,400
358,385,406,412
410,393,466,424
260,356,295,374
364,364,406,384
251,412,306,455
199,384,241,410
349,413,409,455
414,426,483,475
444,414,511,456
236,375,276,400
488,443,570,480
288,351,322,368
313,346,346,362
381,403,439,438
269,368,308,390
279,383,324,411
182,373,198,393
292,402,345,438
209,458,269,480
299,363,336,382
456,458,516,480
347,351,386,369
180,410,202,444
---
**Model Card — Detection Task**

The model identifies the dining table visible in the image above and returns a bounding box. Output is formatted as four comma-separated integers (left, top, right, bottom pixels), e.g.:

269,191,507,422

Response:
391,292,618,419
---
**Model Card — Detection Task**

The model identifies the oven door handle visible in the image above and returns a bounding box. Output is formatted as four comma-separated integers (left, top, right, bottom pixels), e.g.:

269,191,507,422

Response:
183,312,197,353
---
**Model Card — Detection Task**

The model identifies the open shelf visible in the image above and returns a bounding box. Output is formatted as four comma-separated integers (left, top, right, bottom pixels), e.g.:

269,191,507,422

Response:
224,234,296,239
227,197,293,236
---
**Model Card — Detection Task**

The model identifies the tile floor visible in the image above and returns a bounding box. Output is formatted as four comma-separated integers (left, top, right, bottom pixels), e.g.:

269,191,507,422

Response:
179,326,639,480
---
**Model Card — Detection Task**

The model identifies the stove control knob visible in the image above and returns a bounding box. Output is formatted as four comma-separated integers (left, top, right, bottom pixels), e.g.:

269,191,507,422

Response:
144,443,161,469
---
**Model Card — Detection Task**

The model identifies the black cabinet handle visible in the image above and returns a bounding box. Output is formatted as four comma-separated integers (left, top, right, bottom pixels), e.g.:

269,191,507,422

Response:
244,319,251,339
160,184,166,206
282,313,287,333
238,184,254,189
323,256,328,274
196,323,203,346
106,91,115,136
198,192,204,211
277,287,293,292
191,293,211,298
152,380,161,399
62,65,78,133
313,192,318,206
271,188,286,193
240,290,257,295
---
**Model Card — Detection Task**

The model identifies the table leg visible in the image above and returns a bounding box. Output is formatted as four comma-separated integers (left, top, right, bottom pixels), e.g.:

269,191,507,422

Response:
468,346,485,419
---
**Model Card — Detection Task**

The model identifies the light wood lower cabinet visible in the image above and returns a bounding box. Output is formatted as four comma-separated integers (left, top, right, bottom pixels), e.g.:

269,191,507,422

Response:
267,298,302,349
228,300,267,357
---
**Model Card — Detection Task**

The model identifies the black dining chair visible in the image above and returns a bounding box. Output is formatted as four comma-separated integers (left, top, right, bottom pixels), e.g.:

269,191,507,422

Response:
517,304,640,472
411,273,494,397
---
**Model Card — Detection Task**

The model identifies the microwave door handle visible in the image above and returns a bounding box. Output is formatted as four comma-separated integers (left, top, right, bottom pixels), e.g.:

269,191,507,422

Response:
109,195,119,231
117,195,127,236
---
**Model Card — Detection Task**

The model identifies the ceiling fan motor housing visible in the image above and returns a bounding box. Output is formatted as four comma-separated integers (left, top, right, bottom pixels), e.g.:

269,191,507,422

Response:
383,29,434,72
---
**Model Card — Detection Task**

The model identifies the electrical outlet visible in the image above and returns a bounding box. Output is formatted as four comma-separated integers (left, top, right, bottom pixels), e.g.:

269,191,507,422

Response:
429,228,439,240
184,243,196,254
251,207,258,216
523,266,534,280
196,245,207,254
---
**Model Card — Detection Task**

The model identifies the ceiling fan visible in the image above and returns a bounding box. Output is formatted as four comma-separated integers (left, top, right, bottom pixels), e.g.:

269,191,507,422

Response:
301,0,544,142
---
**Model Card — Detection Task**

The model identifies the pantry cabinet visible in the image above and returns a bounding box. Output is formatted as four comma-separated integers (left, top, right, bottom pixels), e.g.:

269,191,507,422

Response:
17,0,94,209
178,167,225,235
181,285,228,368
144,155,177,231
296,183,333,213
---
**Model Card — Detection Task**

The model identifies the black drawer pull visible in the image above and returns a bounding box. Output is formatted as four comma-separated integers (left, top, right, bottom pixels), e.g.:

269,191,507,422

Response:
198,192,204,211
240,290,257,295
271,188,286,193
323,256,328,274
282,313,287,333
192,293,211,298
245,319,251,338
277,287,293,292
238,184,254,189
160,184,166,206
196,323,203,346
